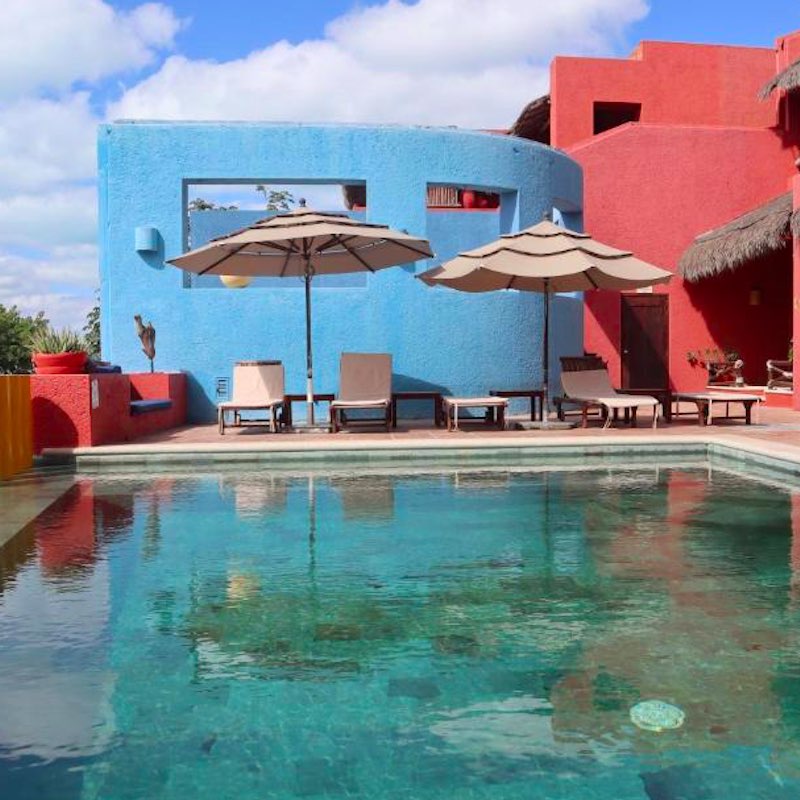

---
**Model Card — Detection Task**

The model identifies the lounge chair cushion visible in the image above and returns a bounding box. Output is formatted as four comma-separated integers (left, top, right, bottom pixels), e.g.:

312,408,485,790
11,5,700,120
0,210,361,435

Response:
225,362,285,407
337,353,392,402
443,397,508,408
330,398,389,409
218,399,283,410
561,370,658,409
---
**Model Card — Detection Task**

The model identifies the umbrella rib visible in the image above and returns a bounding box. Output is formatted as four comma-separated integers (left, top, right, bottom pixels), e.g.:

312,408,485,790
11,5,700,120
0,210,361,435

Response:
385,240,434,260
315,234,347,253
197,242,250,276
279,242,296,277
337,238,376,273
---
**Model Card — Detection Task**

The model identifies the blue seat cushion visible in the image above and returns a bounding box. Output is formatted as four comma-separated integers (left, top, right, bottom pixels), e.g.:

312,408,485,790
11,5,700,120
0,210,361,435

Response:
130,399,172,415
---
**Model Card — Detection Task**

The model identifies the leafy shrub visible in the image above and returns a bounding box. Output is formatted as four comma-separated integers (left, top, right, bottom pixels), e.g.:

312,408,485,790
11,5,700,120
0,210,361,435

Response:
0,305,48,373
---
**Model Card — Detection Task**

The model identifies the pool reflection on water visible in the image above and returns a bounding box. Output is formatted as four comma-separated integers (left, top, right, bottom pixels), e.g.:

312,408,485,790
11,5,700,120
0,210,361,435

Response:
1,461,799,799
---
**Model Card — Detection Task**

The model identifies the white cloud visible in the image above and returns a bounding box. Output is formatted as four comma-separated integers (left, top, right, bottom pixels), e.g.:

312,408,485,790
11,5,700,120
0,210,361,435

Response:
0,291,94,329
0,244,98,327
111,0,648,128
0,0,650,327
0,0,184,100
326,0,643,73
0,188,97,248
0,94,97,194
0,246,98,291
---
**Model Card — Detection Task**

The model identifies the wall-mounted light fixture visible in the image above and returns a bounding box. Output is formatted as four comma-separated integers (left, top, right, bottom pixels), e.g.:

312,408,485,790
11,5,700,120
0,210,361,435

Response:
134,226,159,252
749,287,762,306
219,275,252,289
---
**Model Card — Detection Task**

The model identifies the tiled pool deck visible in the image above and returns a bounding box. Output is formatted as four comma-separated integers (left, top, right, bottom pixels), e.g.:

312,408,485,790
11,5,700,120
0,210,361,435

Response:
35,405,800,462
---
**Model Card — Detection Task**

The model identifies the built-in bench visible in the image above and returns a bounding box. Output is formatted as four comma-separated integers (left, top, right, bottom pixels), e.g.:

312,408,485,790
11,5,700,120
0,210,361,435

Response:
130,398,173,415
31,371,186,451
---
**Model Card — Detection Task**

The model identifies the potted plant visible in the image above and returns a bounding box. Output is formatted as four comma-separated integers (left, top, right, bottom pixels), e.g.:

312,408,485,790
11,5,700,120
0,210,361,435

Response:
29,327,88,374
686,346,743,385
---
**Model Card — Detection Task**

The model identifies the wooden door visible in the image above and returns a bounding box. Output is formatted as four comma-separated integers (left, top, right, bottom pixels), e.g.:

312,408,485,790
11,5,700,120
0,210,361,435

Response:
621,294,669,389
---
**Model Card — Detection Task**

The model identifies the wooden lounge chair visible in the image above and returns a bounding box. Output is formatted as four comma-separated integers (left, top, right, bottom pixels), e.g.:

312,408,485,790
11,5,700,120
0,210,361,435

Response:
218,361,286,434
330,353,393,432
560,363,659,429
767,359,793,390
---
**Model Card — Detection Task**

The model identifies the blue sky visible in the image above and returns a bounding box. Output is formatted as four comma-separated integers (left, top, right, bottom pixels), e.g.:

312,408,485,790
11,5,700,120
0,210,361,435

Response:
1,0,798,329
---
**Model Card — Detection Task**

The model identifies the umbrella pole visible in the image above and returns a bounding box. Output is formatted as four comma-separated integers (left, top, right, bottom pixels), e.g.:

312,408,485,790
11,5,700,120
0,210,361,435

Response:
542,279,550,425
304,260,315,425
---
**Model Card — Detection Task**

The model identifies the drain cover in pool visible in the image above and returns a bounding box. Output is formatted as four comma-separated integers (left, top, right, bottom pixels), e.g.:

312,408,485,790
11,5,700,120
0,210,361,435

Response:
630,700,685,732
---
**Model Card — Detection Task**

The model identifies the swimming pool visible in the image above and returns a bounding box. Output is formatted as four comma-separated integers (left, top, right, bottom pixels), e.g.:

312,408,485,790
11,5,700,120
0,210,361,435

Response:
1,458,799,799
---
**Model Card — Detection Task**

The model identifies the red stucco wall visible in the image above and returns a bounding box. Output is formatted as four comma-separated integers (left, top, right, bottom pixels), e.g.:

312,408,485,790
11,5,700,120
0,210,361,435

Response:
551,41,777,150
794,175,800,409
572,123,795,390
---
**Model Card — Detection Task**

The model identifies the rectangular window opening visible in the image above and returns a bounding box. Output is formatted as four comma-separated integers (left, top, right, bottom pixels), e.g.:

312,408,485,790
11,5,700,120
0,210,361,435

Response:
343,184,500,212
593,101,641,135
183,181,367,289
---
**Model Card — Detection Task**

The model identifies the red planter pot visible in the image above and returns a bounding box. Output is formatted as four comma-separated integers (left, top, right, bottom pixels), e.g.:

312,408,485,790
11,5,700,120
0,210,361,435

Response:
33,351,88,375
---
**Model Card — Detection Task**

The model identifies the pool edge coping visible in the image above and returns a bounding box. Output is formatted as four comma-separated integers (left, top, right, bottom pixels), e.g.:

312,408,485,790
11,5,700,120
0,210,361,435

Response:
37,433,799,472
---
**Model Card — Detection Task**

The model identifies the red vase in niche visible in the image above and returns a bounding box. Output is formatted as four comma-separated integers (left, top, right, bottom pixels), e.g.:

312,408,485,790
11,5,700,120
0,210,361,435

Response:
33,352,88,375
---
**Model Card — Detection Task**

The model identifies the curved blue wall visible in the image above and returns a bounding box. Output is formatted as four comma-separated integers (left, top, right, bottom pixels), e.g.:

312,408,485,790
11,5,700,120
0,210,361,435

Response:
98,123,583,422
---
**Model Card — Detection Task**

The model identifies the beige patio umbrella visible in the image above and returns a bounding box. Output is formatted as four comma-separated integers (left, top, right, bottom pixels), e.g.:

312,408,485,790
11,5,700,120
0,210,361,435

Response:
418,219,671,425
168,203,433,424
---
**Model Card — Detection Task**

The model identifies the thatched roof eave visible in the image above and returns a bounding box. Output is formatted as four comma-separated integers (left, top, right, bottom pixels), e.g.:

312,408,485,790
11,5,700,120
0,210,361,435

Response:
678,192,794,281
509,94,551,144
759,56,800,99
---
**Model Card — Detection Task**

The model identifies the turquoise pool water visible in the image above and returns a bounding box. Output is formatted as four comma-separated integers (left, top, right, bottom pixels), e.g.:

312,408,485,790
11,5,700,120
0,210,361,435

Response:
1,461,800,799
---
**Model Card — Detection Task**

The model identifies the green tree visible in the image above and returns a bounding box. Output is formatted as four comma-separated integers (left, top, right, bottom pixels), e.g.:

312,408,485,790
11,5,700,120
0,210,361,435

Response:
188,198,238,211
0,305,48,374
256,186,295,212
83,294,101,358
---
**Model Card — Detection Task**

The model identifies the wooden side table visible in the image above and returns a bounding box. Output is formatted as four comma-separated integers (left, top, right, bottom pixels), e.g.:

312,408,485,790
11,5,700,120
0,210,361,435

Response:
489,388,544,421
442,397,508,431
391,391,443,428
282,393,335,427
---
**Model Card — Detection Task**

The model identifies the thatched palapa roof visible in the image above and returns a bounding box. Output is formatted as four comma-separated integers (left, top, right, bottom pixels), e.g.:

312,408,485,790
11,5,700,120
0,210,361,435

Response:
759,56,800,99
679,192,795,281
509,94,550,144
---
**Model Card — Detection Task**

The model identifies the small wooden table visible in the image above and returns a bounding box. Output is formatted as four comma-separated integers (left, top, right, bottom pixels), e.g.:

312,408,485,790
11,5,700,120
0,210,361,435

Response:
489,388,544,421
618,387,673,423
391,391,443,428
673,391,761,426
442,396,508,431
282,393,335,427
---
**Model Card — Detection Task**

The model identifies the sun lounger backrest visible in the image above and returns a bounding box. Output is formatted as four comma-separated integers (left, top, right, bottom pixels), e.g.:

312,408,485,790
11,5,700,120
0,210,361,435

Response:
339,353,392,401
231,362,285,404
561,368,616,400
560,354,606,372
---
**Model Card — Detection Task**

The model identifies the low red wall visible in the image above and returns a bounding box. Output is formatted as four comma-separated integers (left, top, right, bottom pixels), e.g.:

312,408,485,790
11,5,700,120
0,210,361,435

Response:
32,371,186,452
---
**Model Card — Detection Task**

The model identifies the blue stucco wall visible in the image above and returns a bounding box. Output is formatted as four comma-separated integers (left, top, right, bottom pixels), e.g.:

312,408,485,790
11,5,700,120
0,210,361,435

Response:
98,122,583,422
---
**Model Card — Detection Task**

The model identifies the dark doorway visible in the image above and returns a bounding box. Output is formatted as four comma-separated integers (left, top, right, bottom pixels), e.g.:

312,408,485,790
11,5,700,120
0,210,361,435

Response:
621,294,669,388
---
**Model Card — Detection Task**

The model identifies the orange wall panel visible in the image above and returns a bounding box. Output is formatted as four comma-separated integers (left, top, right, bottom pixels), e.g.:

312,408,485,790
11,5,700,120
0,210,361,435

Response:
0,376,33,480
